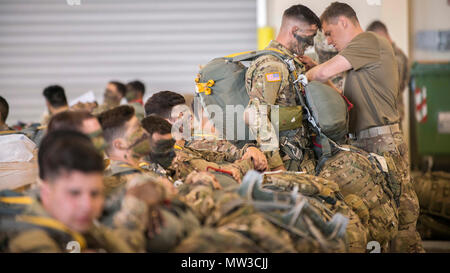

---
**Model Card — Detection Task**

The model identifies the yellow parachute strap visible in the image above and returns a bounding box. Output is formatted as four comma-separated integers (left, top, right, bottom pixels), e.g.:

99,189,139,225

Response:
0,130,18,135
174,144,183,150
224,50,255,58
16,215,87,251
0,196,33,205
138,162,150,168
118,164,144,173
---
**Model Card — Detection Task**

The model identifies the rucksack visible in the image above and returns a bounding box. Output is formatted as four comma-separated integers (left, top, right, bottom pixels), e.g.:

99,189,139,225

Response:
195,49,304,145
195,49,351,157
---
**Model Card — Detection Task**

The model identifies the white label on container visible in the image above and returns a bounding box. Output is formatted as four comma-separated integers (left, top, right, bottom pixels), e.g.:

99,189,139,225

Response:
438,112,450,134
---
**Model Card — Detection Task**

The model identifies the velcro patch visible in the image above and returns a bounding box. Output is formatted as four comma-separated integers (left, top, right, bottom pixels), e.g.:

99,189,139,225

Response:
265,72,281,82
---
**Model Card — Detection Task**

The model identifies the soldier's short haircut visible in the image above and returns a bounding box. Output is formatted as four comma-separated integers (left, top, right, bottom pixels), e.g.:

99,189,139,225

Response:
283,4,321,29
320,2,359,25
141,114,172,137
126,80,146,96
367,20,388,33
108,81,127,97
38,130,104,182
97,105,135,148
0,96,9,123
47,110,96,133
43,85,68,108
144,91,186,119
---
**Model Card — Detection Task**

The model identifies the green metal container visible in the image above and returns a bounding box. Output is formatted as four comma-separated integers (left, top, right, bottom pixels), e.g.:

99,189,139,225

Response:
410,62,450,170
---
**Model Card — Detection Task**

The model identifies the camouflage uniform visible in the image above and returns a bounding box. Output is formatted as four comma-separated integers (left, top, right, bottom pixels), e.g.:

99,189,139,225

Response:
103,160,200,252
351,129,424,252
392,43,410,128
168,145,254,183
185,137,246,163
413,171,450,240
261,172,367,253
92,102,119,116
178,171,350,253
128,102,145,121
246,40,312,171
317,145,399,252
0,191,144,253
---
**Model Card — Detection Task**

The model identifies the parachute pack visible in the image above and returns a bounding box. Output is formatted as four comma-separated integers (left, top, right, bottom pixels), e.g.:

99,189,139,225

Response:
195,49,350,157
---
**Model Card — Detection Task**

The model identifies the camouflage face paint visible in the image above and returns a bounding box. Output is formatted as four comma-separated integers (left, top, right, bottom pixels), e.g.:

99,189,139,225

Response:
125,90,138,102
87,129,107,154
103,89,121,106
127,127,151,159
293,33,316,55
149,139,176,168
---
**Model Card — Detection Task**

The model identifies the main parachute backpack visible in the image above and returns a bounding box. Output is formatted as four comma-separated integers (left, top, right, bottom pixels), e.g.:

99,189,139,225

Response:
195,49,351,155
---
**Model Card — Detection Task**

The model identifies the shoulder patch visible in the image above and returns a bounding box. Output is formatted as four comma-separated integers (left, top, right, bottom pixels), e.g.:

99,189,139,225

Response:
265,72,281,82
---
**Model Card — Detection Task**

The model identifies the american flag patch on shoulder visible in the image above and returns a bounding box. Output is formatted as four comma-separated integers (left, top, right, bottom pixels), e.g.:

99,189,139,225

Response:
265,72,281,82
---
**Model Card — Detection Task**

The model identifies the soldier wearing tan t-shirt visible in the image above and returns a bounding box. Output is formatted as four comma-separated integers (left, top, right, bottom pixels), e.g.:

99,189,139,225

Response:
367,20,410,129
305,2,423,253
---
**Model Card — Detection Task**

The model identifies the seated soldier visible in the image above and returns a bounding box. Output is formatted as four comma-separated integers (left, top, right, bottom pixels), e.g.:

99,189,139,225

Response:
92,81,127,116
47,110,106,155
41,85,69,127
20,85,69,145
97,105,176,197
125,80,146,121
0,96,12,132
144,90,268,172
141,114,253,186
0,130,151,252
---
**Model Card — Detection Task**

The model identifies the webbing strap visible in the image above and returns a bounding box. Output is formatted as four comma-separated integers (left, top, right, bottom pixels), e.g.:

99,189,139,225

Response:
16,214,87,250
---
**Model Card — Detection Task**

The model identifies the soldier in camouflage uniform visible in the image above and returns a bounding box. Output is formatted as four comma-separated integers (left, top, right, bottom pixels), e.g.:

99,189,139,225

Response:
245,5,321,172
141,115,253,186
0,96,12,132
98,106,200,252
92,81,126,116
125,80,146,121
316,145,400,252
0,131,146,252
145,90,269,171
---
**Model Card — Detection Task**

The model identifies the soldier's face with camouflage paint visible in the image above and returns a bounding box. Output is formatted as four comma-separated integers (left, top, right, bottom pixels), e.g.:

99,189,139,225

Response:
103,83,122,106
123,116,152,160
41,171,104,233
81,118,107,154
290,21,318,56
149,132,176,168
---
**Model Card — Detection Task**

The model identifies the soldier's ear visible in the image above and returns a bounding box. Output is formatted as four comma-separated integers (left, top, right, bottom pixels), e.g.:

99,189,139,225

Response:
113,138,127,150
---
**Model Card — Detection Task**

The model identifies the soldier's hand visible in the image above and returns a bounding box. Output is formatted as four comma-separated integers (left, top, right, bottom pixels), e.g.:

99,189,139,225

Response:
242,147,268,172
298,55,318,71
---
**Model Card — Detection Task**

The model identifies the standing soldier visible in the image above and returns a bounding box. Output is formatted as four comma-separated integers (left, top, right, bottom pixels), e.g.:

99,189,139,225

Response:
367,20,410,130
245,5,322,172
306,2,422,252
